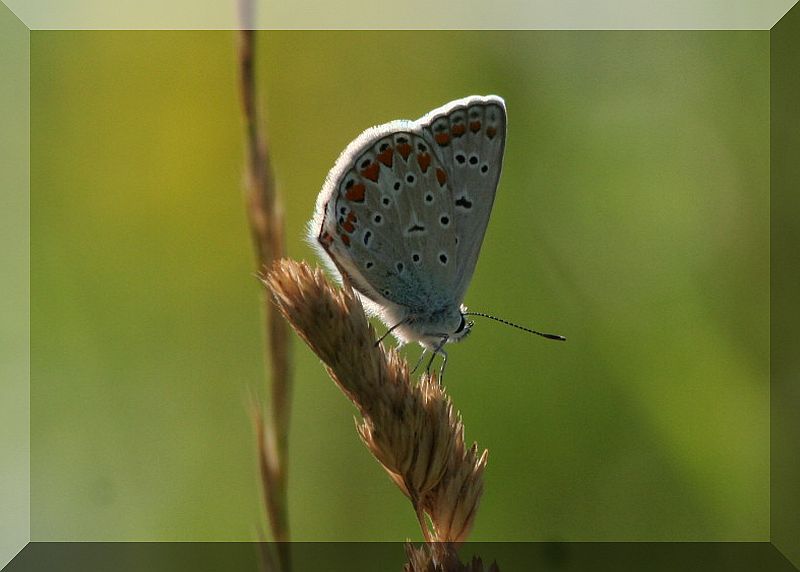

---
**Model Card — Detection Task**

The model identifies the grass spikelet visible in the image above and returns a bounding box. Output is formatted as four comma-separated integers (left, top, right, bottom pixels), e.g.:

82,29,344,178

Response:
264,259,488,547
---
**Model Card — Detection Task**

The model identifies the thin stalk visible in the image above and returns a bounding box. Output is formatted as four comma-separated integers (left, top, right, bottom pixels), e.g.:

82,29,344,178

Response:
237,22,292,572
412,496,433,544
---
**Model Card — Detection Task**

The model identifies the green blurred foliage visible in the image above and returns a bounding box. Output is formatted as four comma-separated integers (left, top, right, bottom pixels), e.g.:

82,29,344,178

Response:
31,31,769,542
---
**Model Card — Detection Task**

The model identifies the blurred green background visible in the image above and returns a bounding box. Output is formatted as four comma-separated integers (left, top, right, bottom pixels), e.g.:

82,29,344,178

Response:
31,31,769,541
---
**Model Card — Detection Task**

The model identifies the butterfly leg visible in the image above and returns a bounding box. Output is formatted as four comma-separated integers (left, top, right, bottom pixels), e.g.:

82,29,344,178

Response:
411,349,427,374
424,350,438,377
438,348,449,384
374,319,407,348
425,336,449,383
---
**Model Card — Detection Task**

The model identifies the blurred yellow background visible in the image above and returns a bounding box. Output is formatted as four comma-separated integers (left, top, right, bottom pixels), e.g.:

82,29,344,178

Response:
31,31,769,541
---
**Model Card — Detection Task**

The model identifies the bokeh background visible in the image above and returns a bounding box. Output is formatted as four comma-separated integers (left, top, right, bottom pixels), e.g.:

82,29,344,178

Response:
31,31,769,541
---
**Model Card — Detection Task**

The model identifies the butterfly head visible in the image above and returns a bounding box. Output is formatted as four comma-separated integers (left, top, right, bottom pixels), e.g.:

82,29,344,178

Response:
451,313,474,343
431,303,473,344
401,304,474,349
449,304,474,343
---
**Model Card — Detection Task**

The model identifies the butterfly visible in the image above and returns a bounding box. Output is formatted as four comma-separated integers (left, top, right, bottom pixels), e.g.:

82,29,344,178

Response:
309,95,563,376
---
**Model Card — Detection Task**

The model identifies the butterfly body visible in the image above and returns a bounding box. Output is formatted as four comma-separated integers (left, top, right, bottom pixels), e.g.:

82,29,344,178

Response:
309,95,507,353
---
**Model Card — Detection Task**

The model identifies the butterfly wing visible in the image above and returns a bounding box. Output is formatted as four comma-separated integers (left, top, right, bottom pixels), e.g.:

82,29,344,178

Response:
420,95,507,302
309,95,505,342
308,121,458,328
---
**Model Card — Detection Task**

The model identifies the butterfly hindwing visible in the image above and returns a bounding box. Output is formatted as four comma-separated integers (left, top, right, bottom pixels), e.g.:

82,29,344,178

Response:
314,123,458,317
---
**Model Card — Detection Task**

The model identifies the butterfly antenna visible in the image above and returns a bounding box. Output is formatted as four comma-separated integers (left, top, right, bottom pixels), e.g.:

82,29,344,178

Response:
464,312,566,341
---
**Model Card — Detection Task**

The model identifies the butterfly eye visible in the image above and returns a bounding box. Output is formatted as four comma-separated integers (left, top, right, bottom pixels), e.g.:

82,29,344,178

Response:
455,316,466,333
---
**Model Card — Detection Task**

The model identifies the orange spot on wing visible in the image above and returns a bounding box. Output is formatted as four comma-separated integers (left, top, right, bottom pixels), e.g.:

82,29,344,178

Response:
345,183,366,202
417,152,431,173
397,142,412,160
361,162,380,182
436,168,447,186
435,132,450,146
342,220,355,233
319,231,334,247
487,126,497,139
340,233,351,247
377,147,393,167
451,124,465,137
470,120,482,133
346,211,357,223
